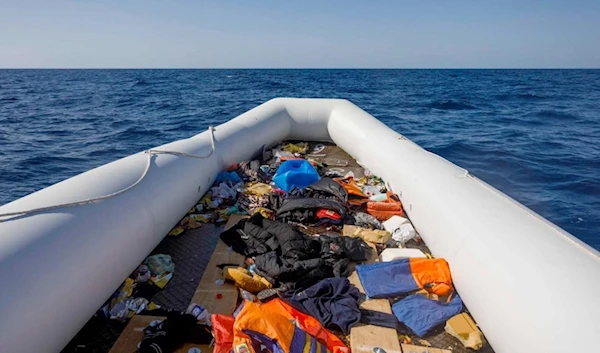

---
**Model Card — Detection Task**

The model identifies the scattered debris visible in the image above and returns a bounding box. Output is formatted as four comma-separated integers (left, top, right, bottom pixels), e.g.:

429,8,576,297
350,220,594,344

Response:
105,141,491,353
445,313,483,350
418,339,432,346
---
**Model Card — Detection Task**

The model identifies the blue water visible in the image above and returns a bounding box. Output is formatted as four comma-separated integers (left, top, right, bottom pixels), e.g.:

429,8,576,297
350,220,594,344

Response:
1,69,599,249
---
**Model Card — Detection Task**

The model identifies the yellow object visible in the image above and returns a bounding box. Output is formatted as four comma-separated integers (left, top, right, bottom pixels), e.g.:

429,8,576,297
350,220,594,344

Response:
188,218,203,229
245,182,272,196
122,277,135,297
215,209,231,223
190,214,212,223
200,192,213,208
281,142,308,154
445,313,483,350
342,225,391,244
109,277,135,310
250,207,275,219
147,301,159,310
223,266,272,293
168,227,185,236
152,272,173,289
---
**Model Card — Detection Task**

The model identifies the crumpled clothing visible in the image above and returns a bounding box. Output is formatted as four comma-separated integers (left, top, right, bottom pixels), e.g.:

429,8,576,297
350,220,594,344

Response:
140,311,213,353
319,233,372,263
283,277,361,335
334,176,367,198
306,177,348,202
392,293,463,337
220,215,352,290
237,160,269,183
212,314,235,353
133,282,160,301
237,193,269,213
250,207,274,219
215,171,243,184
245,182,272,196
353,212,384,229
343,224,391,244
316,209,342,225
286,186,306,198
110,297,149,321
276,198,346,224
211,182,241,200
359,308,412,334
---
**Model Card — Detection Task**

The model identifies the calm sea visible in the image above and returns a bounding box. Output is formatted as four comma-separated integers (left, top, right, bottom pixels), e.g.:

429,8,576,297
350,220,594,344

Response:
1,69,599,249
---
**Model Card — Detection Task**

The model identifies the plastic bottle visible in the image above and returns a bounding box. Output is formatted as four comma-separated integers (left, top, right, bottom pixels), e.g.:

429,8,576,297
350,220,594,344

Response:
369,193,387,202
240,289,257,302
186,303,211,325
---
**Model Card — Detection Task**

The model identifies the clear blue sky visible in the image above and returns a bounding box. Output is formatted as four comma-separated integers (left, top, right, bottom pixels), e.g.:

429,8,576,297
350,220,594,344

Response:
1,0,599,68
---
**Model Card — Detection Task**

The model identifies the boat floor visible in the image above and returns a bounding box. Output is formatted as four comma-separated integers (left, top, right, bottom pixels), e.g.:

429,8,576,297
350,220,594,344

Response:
62,143,495,353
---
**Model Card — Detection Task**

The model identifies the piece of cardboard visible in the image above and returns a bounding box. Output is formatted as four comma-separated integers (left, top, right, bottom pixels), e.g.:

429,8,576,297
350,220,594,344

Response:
110,239,244,353
349,241,401,353
444,312,483,350
224,214,249,231
400,344,451,353
108,315,211,353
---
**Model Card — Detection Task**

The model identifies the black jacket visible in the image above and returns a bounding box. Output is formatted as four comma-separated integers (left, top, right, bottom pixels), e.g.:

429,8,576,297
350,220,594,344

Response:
276,198,346,223
220,214,364,290
306,177,348,202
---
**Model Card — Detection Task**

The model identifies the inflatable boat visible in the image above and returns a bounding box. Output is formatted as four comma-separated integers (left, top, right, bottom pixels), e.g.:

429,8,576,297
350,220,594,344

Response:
0,98,598,353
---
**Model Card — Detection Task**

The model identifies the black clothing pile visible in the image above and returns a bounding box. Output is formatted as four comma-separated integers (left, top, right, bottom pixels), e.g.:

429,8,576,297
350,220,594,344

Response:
276,198,346,224
220,214,371,289
139,311,212,353
283,277,361,335
282,277,412,336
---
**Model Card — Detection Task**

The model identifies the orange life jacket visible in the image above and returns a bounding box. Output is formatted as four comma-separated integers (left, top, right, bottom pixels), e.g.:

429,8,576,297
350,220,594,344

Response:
231,299,349,353
366,192,405,221
334,176,366,198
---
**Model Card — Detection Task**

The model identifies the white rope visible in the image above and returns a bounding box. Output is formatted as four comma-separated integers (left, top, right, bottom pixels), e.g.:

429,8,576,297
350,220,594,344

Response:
0,126,216,219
